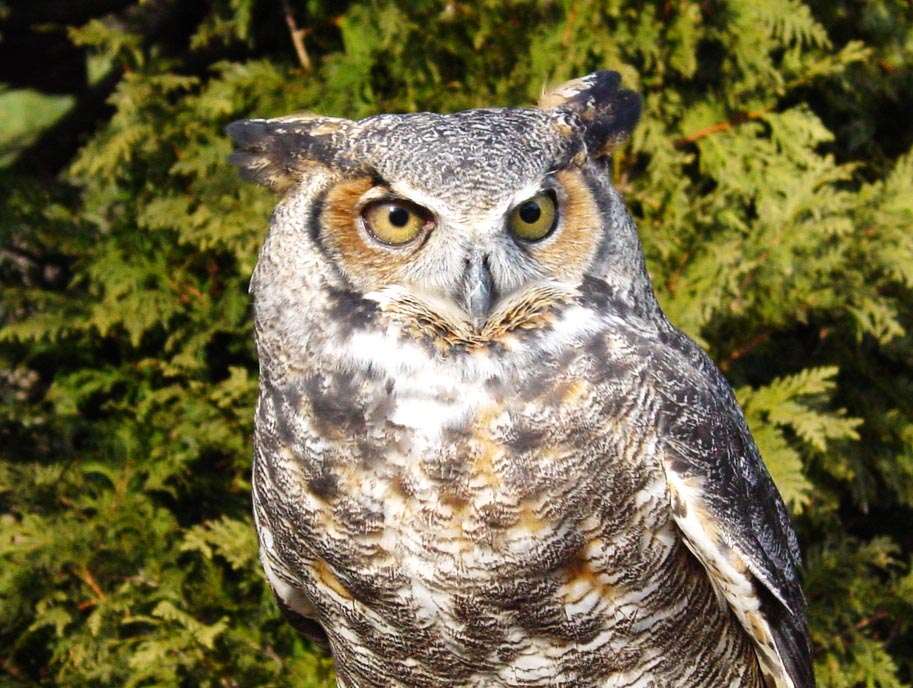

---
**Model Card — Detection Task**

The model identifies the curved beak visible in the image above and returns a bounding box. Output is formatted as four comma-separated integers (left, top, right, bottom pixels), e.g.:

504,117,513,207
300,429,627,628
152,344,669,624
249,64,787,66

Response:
461,253,494,329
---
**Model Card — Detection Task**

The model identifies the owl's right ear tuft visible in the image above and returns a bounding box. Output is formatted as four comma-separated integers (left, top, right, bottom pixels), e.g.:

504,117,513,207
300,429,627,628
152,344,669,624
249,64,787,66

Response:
226,115,349,193
540,71,641,158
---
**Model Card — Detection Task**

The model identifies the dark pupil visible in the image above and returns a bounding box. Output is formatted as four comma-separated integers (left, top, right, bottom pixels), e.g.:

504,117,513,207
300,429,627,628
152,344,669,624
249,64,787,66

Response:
388,206,411,227
518,201,541,224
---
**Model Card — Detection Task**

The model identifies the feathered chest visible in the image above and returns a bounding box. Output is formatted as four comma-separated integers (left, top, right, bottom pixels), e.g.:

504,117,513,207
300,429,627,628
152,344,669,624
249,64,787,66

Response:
251,325,763,687
255,330,665,562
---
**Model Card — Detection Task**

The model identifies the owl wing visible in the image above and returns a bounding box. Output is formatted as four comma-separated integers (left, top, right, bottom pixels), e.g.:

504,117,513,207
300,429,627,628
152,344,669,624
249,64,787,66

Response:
260,549,330,648
253,476,330,649
652,328,814,688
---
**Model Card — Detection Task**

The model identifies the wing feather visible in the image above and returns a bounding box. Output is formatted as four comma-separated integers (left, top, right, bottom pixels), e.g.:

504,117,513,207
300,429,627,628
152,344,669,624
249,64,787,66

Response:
254,478,330,647
653,327,814,688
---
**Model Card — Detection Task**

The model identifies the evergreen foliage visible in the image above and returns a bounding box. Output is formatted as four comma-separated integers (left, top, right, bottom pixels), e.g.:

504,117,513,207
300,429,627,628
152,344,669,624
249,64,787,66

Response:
1,1,911,685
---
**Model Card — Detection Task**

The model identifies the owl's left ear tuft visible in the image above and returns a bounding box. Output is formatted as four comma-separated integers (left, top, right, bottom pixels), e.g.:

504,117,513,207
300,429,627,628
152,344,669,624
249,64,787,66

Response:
227,114,349,193
539,71,641,158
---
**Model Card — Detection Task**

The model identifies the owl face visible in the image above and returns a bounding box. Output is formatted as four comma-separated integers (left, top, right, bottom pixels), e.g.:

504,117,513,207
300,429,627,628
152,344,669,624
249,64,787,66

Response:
229,71,647,354
317,112,612,330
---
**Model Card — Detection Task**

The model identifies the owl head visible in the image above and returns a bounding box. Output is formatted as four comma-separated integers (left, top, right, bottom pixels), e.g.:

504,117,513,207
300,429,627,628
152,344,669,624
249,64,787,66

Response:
229,71,654,359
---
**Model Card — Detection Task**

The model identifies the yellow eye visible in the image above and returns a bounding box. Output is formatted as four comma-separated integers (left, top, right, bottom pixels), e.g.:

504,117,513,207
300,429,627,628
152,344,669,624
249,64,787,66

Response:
508,192,557,242
362,200,430,246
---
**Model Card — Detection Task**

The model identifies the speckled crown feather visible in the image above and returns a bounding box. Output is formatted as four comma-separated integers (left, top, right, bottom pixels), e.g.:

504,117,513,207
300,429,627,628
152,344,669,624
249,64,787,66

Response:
226,70,641,194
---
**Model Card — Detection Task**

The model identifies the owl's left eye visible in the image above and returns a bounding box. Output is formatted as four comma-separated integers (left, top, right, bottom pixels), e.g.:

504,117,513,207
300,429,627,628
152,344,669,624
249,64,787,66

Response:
508,192,558,242
362,200,432,246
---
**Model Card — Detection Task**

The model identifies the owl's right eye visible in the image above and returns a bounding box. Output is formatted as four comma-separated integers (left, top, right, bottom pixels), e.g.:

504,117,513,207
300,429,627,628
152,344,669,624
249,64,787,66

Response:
362,200,432,246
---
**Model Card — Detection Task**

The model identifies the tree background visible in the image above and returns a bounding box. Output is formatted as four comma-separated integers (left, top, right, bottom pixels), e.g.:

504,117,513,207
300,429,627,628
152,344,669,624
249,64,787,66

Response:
1,0,912,685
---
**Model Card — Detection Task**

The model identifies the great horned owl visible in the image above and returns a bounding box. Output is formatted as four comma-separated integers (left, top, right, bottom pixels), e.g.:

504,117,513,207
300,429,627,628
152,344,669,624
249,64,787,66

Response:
228,71,813,688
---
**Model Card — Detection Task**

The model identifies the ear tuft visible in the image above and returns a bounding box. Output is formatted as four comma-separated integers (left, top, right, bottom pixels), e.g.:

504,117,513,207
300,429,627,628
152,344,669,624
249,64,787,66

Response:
539,71,641,157
226,114,349,193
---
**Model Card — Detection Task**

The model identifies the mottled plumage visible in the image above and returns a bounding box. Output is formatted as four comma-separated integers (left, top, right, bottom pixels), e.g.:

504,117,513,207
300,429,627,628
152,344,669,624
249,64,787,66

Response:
228,71,814,688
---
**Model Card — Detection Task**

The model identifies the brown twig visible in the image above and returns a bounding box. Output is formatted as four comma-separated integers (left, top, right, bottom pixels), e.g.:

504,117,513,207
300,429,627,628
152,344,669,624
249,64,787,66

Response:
665,250,691,294
673,109,770,148
854,611,889,632
722,331,772,367
169,278,204,304
615,182,661,209
2,659,26,679
561,0,579,48
72,564,107,605
280,0,312,71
